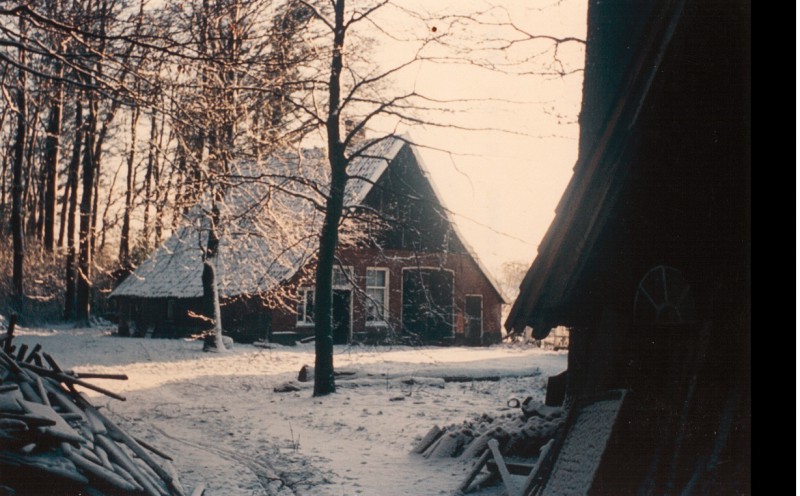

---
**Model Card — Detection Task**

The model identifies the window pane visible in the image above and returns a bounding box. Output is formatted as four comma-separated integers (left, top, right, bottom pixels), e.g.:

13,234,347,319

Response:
306,290,314,322
297,297,305,322
333,267,351,287
366,287,385,321
367,269,386,287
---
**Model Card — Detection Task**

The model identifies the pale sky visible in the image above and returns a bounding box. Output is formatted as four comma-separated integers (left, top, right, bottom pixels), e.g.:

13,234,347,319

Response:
354,0,588,278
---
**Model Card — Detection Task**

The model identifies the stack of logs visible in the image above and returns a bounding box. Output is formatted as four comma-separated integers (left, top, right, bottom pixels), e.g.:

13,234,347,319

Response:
412,399,564,460
0,318,202,496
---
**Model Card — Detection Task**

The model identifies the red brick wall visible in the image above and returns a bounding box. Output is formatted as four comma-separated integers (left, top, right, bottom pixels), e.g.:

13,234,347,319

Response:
271,247,504,344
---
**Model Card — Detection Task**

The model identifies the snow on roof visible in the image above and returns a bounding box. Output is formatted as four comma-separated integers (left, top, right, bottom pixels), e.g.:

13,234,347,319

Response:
111,151,325,299
111,136,505,301
344,136,406,205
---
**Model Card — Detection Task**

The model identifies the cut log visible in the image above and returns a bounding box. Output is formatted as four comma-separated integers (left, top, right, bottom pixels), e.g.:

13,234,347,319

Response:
42,352,64,373
0,349,23,374
42,379,87,419
0,411,57,428
63,442,142,493
18,380,42,404
274,382,301,393
0,387,25,412
112,461,141,487
94,444,114,471
73,372,129,381
23,344,41,363
87,406,184,496
17,398,85,443
426,431,469,458
0,384,20,393
412,425,443,454
19,362,126,401
35,376,51,407
15,343,28,362
135,436,174,461
0,450,89,486
96,434,164,496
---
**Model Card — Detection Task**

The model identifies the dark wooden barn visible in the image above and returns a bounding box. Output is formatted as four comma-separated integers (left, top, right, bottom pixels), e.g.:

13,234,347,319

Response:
111,138,506,346
505,0,750,493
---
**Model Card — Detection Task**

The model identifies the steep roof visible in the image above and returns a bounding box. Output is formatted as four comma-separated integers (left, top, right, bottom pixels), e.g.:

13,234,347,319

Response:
111,137,505,302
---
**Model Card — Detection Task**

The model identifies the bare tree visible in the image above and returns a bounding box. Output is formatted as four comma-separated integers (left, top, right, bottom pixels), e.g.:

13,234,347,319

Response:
10,14,27,299
290,0,585,395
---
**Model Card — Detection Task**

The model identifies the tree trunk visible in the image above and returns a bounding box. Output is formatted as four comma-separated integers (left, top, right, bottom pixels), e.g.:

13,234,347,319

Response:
153,112,167,246
119,106,139,266
98,161,121,252
0,149,8,230
76,94,97,325
313,0,347,397
42,0,64,251
23,101,40,239
11,20,27,299
140,113,156,252
201,202,226,352
90,152,100,257
64,99,82,320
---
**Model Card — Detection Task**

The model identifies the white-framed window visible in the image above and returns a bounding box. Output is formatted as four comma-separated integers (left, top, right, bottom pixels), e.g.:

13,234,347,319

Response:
333,266,353,288
365,268,389,326
297,288,315,326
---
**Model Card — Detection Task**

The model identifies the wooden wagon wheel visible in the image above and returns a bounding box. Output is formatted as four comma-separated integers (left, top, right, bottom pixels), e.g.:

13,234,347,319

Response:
634,265,695,325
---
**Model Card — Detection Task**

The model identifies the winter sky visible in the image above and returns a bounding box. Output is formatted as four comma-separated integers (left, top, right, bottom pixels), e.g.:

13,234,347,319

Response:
349,0,589,277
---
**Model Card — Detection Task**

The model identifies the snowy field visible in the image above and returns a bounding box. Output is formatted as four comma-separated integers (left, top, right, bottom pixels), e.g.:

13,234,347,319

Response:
11,324,567,496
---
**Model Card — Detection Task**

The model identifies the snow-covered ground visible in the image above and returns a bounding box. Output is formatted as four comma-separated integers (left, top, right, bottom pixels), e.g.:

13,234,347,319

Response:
11,323,567,496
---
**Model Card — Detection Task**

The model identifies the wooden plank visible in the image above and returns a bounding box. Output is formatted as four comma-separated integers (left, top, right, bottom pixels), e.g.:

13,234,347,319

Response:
458,448,491,493
19,362,126,401
488,439,517,496
535,390,628,496
518,439,553,496
486,459,537,476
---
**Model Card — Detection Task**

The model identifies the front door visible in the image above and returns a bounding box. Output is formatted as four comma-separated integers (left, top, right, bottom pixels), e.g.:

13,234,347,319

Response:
402,268,454,343
465,295,483,345
332,289,351,345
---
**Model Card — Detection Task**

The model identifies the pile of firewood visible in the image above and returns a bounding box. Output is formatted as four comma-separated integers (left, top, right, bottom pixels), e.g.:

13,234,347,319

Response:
412,398,564,460
0,318,202,496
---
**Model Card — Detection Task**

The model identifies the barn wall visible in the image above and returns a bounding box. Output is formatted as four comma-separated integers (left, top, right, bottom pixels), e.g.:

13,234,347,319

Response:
114,295,270,343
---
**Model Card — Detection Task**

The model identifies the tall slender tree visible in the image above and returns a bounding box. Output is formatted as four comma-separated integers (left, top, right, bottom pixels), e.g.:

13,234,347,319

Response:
10,15,28,299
